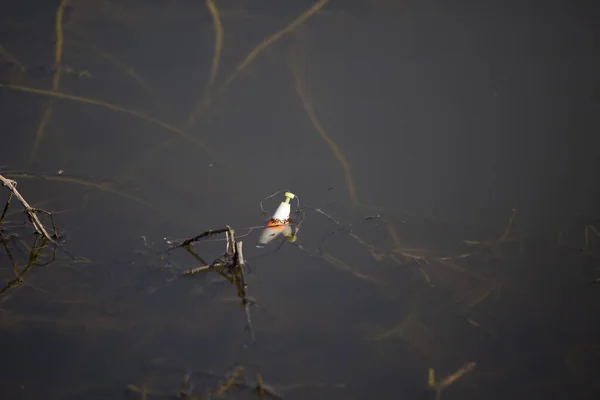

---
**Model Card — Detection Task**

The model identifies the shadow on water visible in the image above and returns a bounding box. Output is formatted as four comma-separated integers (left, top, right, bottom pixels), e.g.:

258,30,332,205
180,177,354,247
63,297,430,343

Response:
2,1,600,399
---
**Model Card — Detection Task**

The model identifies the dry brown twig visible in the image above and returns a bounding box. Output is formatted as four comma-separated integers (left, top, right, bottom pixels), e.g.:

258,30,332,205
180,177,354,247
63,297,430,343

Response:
0,173,58,243
173,225,255,343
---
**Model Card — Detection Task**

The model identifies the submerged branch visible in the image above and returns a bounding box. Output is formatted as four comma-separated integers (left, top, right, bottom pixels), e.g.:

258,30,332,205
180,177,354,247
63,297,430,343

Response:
428,362,476,400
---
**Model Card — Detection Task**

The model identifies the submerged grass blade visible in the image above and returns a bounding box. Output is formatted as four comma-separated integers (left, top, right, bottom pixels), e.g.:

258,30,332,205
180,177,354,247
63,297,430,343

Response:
30,0,70,162
321,252,381,284
0,83,218,157
290,56,358,205
52,0,69,88
116,1,328,182
184,0,223,129
1,83,177,130
3,172,153,208
220,0,330,93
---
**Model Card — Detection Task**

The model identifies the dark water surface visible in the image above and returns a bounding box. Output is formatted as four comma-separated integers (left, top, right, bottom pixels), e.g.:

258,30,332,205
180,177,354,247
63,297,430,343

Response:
1,1,600,399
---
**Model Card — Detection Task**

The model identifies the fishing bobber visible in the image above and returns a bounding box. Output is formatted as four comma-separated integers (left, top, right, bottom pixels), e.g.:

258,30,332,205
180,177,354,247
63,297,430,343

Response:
256,191,296,248
271,191,295,223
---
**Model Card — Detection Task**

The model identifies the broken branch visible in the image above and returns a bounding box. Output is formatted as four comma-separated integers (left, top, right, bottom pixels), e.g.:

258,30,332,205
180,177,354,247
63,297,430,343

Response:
0,173,58,243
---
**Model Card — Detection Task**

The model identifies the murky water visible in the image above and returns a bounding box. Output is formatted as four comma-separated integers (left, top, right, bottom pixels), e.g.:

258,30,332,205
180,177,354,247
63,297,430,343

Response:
1,1,600,399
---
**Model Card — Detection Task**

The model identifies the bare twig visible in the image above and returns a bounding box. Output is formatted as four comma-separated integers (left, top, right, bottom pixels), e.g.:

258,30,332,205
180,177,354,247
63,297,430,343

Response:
0,174,57,243
171,227,230,249
176,225,255,343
